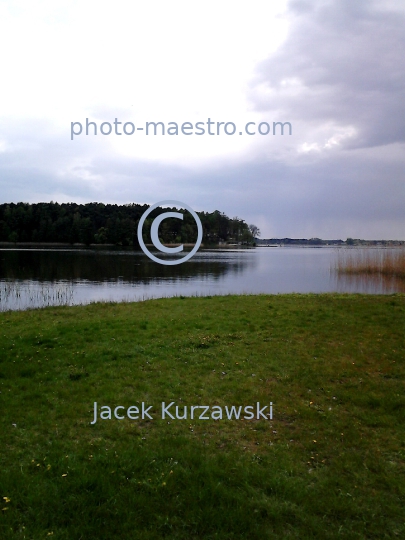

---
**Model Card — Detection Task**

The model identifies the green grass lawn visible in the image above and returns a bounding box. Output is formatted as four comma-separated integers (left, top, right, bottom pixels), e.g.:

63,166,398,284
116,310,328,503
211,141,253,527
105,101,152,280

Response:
0,294,404,539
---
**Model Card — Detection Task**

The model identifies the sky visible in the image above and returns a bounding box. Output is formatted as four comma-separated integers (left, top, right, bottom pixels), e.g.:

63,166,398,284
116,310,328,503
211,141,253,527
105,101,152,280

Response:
0,0,404,239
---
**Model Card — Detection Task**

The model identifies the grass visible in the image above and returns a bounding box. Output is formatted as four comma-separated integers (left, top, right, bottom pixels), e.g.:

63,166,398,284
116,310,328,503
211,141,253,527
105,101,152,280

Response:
0,294,404,539
336,248,405,279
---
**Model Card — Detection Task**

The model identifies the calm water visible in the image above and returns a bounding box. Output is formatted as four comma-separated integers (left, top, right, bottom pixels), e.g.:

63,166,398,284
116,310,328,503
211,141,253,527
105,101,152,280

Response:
0,247,403,311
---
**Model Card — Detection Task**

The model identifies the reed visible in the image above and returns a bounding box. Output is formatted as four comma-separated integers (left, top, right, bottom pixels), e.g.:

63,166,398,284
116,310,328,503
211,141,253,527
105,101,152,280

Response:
0,281,74,311
335,248,405,278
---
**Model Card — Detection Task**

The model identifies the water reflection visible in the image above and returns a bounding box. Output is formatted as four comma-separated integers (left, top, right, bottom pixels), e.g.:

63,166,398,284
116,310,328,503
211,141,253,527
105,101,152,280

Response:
0,248,254,311
336,272,405,294
0,248,252,282
0,247,403,312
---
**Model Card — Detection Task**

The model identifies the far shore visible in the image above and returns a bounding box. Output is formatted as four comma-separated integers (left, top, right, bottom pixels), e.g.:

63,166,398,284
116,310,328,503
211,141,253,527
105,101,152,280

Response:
0,241,252,249
1,241,404,249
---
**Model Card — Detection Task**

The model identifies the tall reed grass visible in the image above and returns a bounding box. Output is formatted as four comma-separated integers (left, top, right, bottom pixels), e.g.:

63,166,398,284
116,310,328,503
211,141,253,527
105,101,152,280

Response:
335,248,405,278
0,281,74,311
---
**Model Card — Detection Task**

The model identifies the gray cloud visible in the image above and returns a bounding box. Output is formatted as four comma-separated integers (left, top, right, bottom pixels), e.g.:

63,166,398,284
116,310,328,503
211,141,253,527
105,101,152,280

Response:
250,0,405,149
1,0,404,240
1,113,404,239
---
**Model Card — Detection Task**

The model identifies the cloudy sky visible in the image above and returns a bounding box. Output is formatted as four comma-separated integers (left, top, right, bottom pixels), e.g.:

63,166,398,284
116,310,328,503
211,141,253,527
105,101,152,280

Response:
0,0,404,239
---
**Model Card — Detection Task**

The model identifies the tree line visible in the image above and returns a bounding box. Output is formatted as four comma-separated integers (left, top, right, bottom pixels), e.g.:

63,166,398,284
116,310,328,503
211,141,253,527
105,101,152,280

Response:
0,202,258,246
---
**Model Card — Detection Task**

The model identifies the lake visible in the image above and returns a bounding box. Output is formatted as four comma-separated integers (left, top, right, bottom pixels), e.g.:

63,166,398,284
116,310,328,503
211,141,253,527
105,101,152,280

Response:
0,246,403,311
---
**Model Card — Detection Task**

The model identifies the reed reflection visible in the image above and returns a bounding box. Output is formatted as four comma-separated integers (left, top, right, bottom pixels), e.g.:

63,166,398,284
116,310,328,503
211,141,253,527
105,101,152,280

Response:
336,272,405,294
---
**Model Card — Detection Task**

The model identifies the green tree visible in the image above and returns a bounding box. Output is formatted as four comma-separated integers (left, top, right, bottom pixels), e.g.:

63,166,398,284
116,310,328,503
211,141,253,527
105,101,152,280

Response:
8,231,18,243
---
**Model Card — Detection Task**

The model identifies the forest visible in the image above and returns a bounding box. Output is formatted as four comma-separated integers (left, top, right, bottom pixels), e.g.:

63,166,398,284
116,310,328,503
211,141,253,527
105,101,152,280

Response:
0,202,257,246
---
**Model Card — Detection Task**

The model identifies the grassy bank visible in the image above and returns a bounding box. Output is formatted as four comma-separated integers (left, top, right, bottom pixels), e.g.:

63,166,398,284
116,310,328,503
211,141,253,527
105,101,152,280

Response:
1,294,404,539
